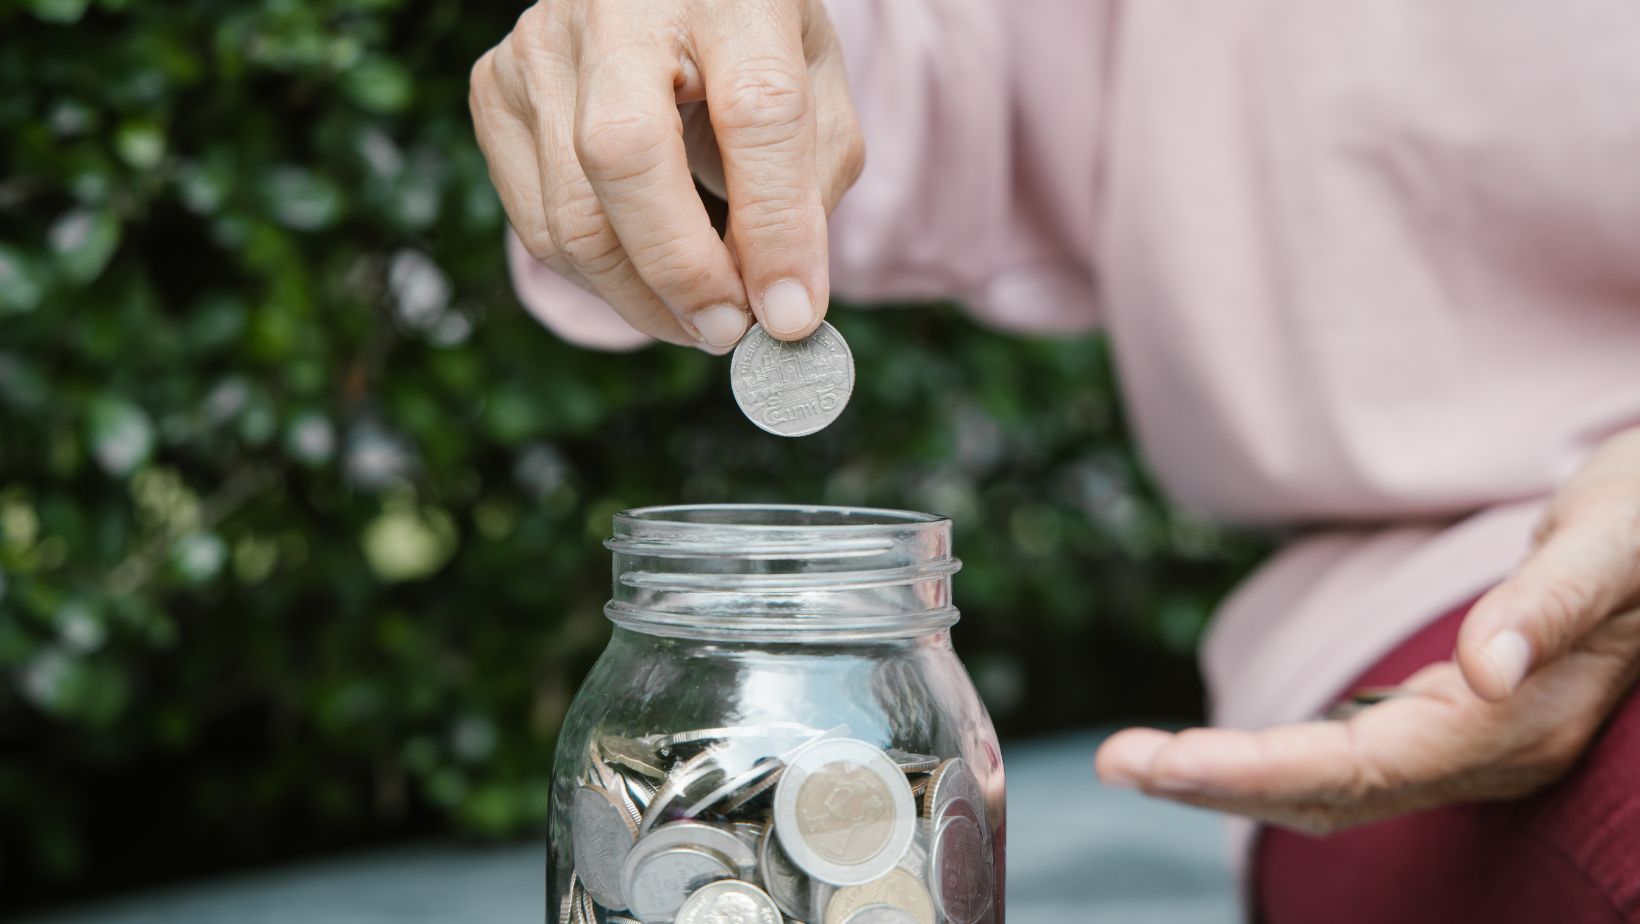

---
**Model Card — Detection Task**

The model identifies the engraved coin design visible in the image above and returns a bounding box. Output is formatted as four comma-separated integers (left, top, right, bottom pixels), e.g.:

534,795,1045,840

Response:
730,322,854,437
757,821,814,920
822,868,936,924
676,879,784,924
624,845,736,922
842,904,922,924
928,814,990,924
572,784,640,910
774,738,916,885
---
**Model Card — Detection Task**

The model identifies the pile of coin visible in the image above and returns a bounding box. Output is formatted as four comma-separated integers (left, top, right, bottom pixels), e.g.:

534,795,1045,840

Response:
729,322,855,438
562,722,995,924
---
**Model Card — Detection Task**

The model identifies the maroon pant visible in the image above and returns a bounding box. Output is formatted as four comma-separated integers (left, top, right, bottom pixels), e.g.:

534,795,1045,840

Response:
1256,601,1640,924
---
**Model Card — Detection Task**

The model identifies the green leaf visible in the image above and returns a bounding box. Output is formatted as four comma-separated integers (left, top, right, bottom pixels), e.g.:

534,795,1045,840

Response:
0,245,46,314
48,209,121,285
27,0,90,23
85,397,154,477
362,499,457,582
262,167,342,231
341,57,413,115
115,118,167,170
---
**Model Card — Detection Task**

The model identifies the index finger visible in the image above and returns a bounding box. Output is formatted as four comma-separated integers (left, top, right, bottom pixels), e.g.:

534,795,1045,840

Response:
695,1,829,340
574,23,753,348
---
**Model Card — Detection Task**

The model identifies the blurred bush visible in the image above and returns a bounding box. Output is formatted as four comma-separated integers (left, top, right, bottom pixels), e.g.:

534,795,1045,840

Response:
0,0,1268,907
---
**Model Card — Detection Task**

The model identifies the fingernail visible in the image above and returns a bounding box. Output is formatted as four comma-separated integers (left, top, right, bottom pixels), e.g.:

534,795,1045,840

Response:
761,280,813,335
691,304,749,348
1483,629,1533,694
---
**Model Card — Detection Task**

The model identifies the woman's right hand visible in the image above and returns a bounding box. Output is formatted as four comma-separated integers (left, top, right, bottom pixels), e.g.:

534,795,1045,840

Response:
469,0,863,350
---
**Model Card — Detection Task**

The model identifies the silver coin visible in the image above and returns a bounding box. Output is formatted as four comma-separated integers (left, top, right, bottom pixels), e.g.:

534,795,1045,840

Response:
623,845,736,922
640,747,729,835
922,759,986,830
558,870,582,924
660,722,824,751
821,868,935,924
885,749,941,774
757,821,815,920
928,814,990,924
682,757,784,818
572,784,640,910
676,879,784,924
601,734,669,780
729,321,855,437
773,737,916,886
842,905,921,924
625,772,659,814
627,821,760,883
577,885,599,924
937,796,981,827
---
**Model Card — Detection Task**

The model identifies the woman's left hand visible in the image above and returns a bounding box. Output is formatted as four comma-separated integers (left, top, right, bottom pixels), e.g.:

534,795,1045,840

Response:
1095,427,1640,834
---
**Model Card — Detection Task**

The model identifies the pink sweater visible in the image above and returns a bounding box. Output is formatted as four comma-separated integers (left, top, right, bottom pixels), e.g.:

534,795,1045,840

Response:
511,0,1640,741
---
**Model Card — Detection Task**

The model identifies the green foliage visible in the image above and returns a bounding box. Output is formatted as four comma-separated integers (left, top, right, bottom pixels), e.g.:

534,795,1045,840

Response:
0,0,1268,905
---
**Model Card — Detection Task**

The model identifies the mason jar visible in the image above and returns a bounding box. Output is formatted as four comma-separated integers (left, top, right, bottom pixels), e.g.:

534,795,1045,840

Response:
548,504,1005,924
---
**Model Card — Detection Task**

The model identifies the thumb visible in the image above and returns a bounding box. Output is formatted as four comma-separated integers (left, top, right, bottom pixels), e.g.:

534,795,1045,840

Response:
1457,505,1640,701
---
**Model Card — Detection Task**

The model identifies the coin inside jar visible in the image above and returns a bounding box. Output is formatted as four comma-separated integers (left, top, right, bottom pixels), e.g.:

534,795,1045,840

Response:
822,868,936,924
774,737,917,886
622,845,736,922
729,321,855,437
675,879,784,924
928,814,991,924
842,904,923,924
571,784,639,910
921,758,987,829
757,820,815,920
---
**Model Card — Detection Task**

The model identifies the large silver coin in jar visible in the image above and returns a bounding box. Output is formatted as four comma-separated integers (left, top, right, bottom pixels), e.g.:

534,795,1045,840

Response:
843,905,922,924
821,868,936,924
571,784,639,909
730,322,854,437
676,879,784,924
928,814,992,924
757,821,815,920
773,737,916,886
623,845,736,922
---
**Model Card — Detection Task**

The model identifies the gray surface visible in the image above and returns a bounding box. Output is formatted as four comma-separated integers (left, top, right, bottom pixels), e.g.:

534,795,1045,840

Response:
20,730,1239,923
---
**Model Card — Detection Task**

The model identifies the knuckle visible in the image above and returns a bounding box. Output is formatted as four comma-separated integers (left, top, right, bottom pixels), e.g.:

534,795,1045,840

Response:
1533,577,1595,640
574,109,672,177
734,193,820,241
633,239,715,295
546,196,624,274
714,61,810,137
519,226,558,263
468,50,496,101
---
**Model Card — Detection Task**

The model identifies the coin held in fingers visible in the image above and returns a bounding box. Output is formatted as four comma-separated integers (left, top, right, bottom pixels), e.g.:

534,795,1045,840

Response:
730,321,855,437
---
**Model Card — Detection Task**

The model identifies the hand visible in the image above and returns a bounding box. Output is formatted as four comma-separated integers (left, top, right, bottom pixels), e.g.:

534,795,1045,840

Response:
469,0,862,350
1095,426,1640,834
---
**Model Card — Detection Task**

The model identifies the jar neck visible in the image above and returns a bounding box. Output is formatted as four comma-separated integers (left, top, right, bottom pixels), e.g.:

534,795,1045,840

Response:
604,504,961,642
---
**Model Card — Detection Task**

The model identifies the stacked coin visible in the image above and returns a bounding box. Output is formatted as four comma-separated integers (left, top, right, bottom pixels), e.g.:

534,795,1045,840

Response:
562,723,996,924
729,321,855,437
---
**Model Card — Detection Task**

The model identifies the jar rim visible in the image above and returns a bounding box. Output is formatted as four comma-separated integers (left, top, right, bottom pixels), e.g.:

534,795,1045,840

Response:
615,503,948,531
605,504,960,640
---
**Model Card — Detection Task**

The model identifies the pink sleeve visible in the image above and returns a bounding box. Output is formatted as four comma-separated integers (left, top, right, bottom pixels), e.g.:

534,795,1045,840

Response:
823,0,1108,333
507,0,1111,348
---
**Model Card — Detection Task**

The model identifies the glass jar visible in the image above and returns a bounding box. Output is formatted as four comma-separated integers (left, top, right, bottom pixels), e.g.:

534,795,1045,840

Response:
549,504,1004,924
